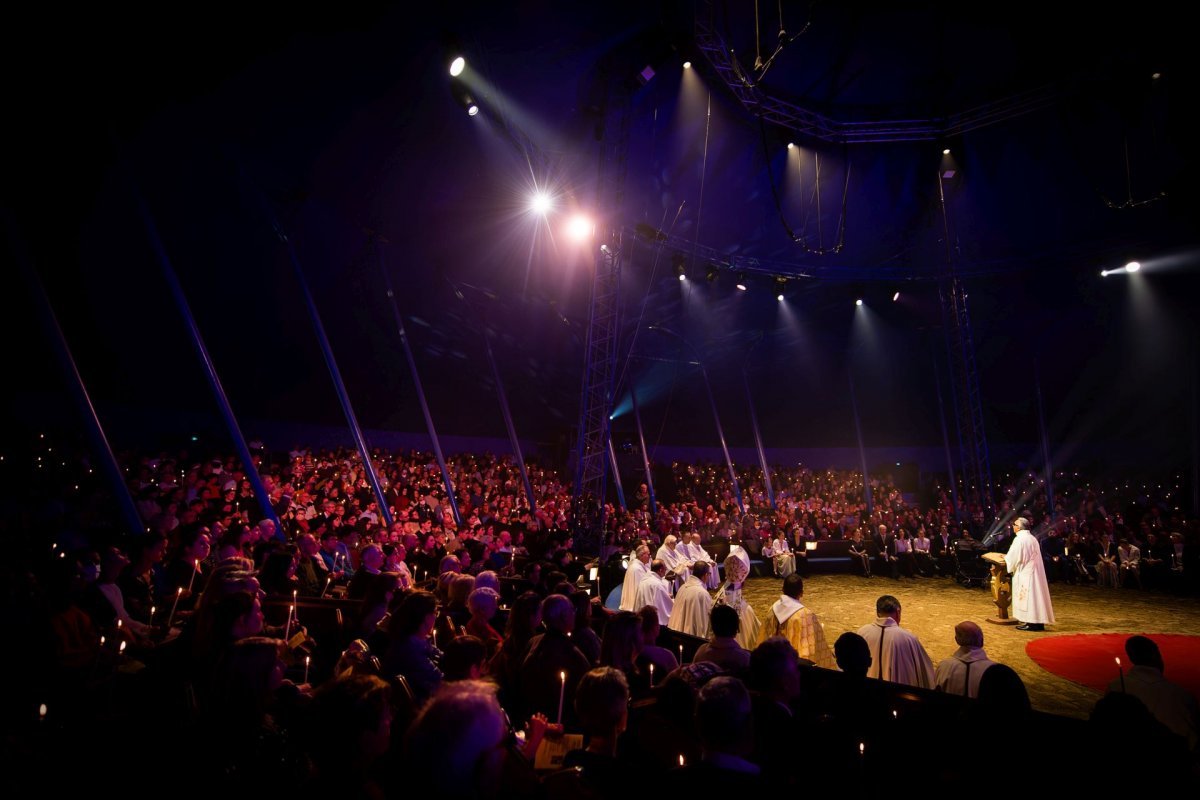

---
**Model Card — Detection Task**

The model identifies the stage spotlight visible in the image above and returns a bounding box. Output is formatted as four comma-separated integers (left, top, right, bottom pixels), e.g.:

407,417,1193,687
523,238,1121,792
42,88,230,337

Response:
943,148,951,155
672,254,687,281
1126,261,1141,273
467,104,479,116
735,272,748,292
787,142,795,150
1101,261,1142,277
855,298,863,307
565,214,594,242
449,56,466,77
893,291,900,302
529,191,552,215
774,276,787,301
683,61,692,69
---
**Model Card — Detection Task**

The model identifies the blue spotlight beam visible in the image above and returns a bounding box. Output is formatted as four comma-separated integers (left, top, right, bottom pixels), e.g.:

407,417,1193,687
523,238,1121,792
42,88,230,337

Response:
483,330,536,517
743,337,775,509
379,248,460,527
607,438,627,511
12,221,145,539
136,195,285,539
848,373,874,517
283,235,393,528
648,326,744,514
630,383,657,516
932,362,962,522
1034,363,1055,519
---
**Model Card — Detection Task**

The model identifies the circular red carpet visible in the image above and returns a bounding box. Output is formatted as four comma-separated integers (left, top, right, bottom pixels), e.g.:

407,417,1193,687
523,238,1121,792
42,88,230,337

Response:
1026,633,1200,700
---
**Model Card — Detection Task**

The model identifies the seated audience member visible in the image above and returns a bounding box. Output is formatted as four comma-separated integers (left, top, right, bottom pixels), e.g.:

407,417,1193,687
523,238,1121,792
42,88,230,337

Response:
305,674,393,799
633,559,674,625
464,586,504,658
748,636,804,787
519,593,590,727
833,632,872,678
346,544,385,600
488,590,542,711
403,681,511,800
1117,538,1143,589
934,620,998,698
1106,635,1199,751
570,589,602,665
381,590,442,706
555,667,631,800
441,634,490,681
637,605,680,683
693,604,750,674
676,676,764,791
848,530,872,577
599,610,647,695
357,571,401,639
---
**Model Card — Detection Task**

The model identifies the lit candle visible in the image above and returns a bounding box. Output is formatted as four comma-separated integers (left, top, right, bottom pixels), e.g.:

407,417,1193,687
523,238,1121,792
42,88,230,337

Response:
433,627,438,650
167,586,183,628
119,640,127,654
1116,657,1125,692
321,576,332,598
557,671,566,725
39,703,47,722
678,644,684,664
678,754,685,767
187,560,200,594
116,619,122,630
649,663,655,685
99,636,105,647
148,605,156,627
304,655,311,685
284,605,294,643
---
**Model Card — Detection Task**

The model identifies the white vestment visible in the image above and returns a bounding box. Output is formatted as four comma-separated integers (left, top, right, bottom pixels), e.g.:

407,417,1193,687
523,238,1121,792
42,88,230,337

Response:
1004,530,1056,625
656,543,691,585
633,572,674,625
681,541,720,589
668,576,713,639
856,617,936,689
934,646,997,698
619,557,650,612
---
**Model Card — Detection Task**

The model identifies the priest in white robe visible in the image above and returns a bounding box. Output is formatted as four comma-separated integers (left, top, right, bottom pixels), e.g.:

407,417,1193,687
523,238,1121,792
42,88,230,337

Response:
619,544,651,612
680,531,720,589
656,534,692,589
668,561,714,639
855,594,936,688
633,559,674,625
1003,517,1056,631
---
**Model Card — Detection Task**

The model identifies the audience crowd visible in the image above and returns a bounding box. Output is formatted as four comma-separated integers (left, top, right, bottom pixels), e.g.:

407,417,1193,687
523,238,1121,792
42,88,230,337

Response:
4,433,1199,795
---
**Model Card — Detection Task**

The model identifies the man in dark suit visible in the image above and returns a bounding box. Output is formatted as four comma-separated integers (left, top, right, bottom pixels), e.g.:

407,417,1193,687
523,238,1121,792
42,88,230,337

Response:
931,525,957,577
873,525,899,579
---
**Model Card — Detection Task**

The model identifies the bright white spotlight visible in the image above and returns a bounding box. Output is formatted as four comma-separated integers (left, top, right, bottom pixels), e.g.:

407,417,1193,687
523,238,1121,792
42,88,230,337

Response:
777,293,784,302
683,61,692,69
943,148,951,155
449,56,466,77
565,214,594,242
736,282,747,292
467,104,479,117
893,291,900,302
678,274,686,281
855,298,863,307
787,142,795,150
1125,261,1141,273
529,191,552,215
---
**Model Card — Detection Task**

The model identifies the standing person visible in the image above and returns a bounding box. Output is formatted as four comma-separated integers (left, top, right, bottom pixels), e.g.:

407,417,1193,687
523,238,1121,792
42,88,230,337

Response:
758,573,834,668
619,544,651,612
855,595,935,688
633,559,674,626
1004,517,1055,632
714,546,760,650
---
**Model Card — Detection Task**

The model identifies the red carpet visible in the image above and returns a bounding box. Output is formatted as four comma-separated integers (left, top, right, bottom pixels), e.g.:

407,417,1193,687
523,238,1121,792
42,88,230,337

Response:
1026,634,1200,700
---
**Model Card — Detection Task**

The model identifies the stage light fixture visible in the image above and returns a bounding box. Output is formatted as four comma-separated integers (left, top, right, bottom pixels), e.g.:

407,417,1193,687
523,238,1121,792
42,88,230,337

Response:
672,254,687,281
467,104,479,116
855,298,863,307
449,56,466,77
683,61,692,69
529,191,552,215
787,142,795,150
735,272,748,292
943,148,950,155
1125,261,1141,273
893,291,900,302
774,276,787,301
565,214,594,242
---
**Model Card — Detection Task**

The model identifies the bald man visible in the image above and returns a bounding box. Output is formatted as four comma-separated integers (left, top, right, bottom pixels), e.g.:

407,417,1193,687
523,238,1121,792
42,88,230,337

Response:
934,621,998,698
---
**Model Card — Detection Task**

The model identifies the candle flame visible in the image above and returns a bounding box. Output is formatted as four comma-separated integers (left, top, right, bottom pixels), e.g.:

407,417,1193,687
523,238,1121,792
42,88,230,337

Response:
560,671,566,681
119,641,127,653
39,704,47,718
678,754,685,766
177,587,183,596
859,742,865,755
100,636,105,646
305,655,311,666
1116,657,1122,667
